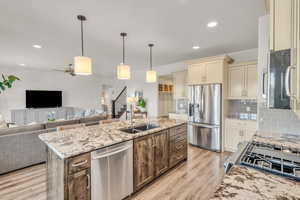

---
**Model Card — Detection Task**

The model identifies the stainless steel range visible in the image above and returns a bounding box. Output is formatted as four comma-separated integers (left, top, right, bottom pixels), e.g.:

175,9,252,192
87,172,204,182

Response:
225,141,300,182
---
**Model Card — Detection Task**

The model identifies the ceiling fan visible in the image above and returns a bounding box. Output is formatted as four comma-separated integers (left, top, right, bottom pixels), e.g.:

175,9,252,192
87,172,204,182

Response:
52,64,76,76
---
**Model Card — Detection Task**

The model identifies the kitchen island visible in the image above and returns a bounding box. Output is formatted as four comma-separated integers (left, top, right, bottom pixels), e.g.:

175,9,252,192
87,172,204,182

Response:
39,118,187,200
210,132,300,200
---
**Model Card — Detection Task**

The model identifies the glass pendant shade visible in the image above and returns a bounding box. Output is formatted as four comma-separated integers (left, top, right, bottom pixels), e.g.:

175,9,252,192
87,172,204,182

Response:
74,56,92,75
117,63,131,80
146,70,157,83
146,43,156,83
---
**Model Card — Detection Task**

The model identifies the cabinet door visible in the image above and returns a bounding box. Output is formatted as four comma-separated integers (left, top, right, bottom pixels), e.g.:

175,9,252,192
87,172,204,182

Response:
153,130,169,177
296,0,300,118
245,64,258,99
67,169,90,200
133,135,155,191
270,0,292,51
228,66,245,99
225,127,243,152
290,0,300,116
206,61,223,83
294,0,300,101
244,129,257,142
187,63,206,85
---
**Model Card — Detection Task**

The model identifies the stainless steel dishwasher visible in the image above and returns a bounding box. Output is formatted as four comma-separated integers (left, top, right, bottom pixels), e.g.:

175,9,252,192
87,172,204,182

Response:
91,140,133,200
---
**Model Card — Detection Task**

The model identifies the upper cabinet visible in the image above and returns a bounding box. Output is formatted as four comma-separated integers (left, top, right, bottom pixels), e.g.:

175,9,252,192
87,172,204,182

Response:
270,0,292,51
291,0,300,117
186,56,233,85
187,63,206,85
173,70,188,98
227,62,258,100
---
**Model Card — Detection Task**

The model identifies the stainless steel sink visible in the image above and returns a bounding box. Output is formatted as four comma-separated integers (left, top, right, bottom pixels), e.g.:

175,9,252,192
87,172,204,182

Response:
119,128,140,134
119,124,159,134
134,124,159,131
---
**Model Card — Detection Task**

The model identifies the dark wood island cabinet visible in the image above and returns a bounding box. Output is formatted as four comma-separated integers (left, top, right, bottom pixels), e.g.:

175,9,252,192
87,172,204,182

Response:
133,124,187,192
42,120,187,200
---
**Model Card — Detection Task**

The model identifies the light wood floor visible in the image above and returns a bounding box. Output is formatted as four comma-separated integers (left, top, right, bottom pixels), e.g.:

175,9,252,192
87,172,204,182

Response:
0,145,230,200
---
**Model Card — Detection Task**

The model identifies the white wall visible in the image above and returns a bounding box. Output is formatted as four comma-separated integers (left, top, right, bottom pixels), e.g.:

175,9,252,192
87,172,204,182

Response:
0,66,114,121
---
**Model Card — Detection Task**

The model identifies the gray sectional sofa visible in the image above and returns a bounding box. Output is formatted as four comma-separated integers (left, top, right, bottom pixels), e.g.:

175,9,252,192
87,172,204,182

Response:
0,115,107,174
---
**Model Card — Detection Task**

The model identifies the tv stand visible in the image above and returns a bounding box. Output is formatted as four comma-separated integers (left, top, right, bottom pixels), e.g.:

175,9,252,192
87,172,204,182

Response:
11,107,80,125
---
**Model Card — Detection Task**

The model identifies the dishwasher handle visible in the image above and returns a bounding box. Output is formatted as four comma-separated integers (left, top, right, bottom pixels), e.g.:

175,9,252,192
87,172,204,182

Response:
92,145,132,160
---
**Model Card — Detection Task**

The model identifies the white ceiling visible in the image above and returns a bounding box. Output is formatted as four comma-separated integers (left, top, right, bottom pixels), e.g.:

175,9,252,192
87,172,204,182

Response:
0,0,265,77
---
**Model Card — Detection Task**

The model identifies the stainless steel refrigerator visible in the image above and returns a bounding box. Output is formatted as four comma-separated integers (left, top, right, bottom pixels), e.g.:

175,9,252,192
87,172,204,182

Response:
188,84,221,152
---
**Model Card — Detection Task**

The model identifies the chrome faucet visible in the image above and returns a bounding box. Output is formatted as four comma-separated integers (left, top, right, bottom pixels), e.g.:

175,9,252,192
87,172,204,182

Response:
130,104,134,128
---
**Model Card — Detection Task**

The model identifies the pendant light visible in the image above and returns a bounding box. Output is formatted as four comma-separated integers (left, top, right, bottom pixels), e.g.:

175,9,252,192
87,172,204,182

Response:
117,32,131,80
146,43,157,83
74,15,92,75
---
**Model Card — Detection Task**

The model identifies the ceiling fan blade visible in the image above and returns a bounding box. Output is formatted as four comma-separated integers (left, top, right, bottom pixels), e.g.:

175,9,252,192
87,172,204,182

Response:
53,69,67,72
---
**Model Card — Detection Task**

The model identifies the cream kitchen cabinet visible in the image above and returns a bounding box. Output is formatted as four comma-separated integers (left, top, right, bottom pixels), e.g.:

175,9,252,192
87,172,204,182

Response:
245,65,258,98
187,61,223,84
227,62,257,99
187,63,206,85
173,70,188,98
224,119,257,152
270,0,292,51
205,61,224,84
186,56,232,85
290,0,300,118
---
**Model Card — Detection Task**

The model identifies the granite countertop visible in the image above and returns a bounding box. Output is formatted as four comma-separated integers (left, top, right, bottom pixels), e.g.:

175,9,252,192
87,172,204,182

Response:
39,118,186,159
253,131,300,150
226,117,257,122
210,166,300,200
211,131,300,200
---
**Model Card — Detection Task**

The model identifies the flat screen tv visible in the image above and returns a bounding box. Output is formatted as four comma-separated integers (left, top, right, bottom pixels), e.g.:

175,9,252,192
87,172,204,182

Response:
26,90,62,108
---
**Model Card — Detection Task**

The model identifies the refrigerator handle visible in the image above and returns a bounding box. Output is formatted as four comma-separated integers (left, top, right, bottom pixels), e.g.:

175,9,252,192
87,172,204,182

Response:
285,65,295,97
200,89,204,118
262,70,268,99
189,104,194,117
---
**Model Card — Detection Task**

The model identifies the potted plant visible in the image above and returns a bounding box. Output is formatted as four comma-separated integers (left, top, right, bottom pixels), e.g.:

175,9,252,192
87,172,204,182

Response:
137,98,147,112
0,74,20,93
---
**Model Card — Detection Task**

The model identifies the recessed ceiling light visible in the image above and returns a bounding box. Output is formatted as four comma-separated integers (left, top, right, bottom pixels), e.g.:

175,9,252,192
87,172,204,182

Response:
19,63,26,66
207,21,218,28
192,46,200,50
32,44,42,49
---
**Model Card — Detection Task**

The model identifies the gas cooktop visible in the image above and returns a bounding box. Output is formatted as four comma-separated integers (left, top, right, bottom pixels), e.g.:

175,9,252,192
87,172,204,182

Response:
239,141,300,181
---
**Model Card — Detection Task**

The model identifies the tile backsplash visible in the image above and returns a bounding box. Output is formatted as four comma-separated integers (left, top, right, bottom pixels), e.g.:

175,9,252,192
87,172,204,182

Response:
258,103,300,134
227,100,257,120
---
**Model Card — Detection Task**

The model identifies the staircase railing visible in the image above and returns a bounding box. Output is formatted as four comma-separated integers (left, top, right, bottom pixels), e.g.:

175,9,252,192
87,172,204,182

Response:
112,86,127,118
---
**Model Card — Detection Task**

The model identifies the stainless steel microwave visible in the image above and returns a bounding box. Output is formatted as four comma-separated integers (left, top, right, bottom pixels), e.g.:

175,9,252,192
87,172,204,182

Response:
268,49,291,109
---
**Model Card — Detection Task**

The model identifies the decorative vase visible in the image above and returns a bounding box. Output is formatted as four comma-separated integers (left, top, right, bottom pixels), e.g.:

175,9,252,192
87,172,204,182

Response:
0,114,7,129
139,107,146,112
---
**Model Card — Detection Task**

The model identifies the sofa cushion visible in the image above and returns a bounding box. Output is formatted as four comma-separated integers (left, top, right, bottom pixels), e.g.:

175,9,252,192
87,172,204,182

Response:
0,128,56,174
45,119,80,129
0,124,45,137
